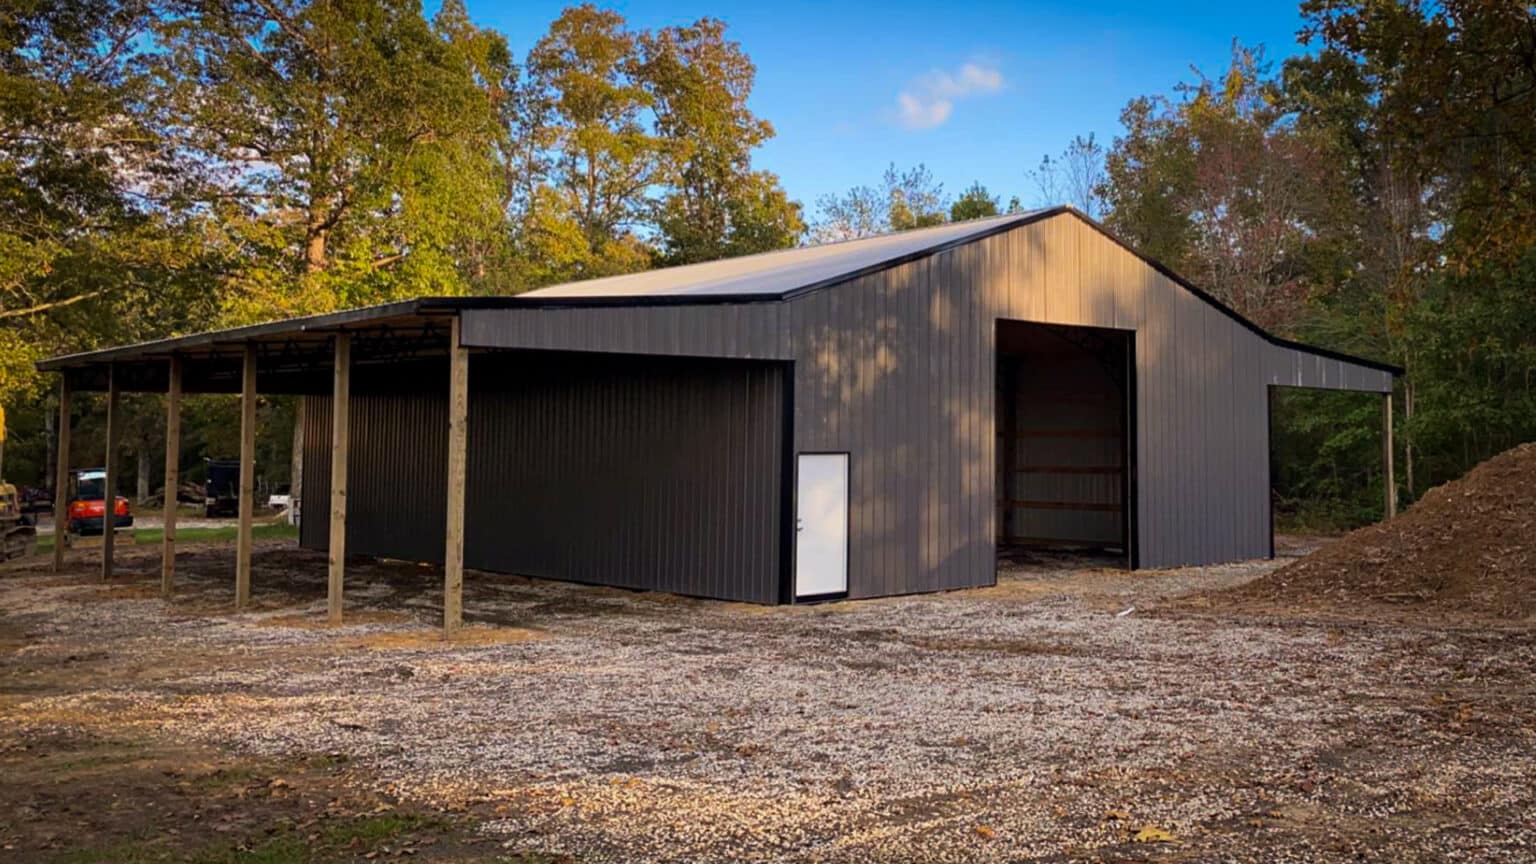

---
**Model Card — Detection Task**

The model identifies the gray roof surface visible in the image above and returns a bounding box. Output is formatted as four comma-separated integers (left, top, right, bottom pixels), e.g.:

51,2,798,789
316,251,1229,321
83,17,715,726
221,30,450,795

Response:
523,213,1036,298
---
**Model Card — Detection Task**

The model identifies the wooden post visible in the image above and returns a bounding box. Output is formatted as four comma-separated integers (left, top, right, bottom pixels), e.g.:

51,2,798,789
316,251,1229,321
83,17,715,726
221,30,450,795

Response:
235,343,257,608
101,366,120,581
327,333,351,624
52,377,71,572
1383,391,1397,520
161,356,182,596
443,317,468,636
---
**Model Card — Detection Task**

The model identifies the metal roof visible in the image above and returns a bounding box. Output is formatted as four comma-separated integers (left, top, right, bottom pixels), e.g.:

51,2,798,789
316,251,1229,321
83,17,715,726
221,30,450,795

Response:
522,212,1037,299
33,207,1403,378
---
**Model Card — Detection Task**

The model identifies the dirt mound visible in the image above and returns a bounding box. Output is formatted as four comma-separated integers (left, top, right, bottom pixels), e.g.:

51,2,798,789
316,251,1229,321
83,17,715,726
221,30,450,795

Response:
1239,442,1536,621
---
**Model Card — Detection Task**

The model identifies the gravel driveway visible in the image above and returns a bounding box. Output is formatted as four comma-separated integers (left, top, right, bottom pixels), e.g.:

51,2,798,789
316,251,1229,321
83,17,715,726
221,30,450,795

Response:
3,541,1533,862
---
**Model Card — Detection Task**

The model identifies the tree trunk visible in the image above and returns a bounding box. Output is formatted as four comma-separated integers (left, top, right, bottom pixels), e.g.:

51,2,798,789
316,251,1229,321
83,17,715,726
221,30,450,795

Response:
45,407,56,493
305,227,328,273
137,446,150,504
1404,378,1416,498
289,396,304,526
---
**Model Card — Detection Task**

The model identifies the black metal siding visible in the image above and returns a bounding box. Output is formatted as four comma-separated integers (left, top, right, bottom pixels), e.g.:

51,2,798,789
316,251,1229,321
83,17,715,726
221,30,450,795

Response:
301,352,786,603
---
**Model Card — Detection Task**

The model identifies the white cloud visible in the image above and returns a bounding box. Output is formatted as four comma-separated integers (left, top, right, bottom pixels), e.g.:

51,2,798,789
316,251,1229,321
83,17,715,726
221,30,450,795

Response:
895,61,1004,130
897,92,953,130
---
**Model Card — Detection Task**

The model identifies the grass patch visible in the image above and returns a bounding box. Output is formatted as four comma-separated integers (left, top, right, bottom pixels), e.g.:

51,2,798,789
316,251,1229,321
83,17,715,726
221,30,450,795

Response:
36,522,297,554
186,765,267,791
49,813,454,864
321,812,445,847
135,523,298,545
50,841,164,864
188,836,309,864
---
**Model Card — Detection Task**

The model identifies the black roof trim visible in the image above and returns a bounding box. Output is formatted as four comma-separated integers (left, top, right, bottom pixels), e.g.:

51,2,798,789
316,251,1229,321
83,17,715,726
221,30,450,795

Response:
1056,210,1404,376
35,299,428,371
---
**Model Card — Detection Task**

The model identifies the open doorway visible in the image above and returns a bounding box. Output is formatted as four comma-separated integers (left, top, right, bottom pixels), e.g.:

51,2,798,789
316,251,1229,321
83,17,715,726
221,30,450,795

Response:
1267,385,1394,560
996,320,1134,570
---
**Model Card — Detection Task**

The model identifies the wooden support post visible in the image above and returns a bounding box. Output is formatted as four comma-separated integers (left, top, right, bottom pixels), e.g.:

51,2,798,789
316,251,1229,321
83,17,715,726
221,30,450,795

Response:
235,343,257,608
52,377,71,572
101,366,120,581
161,356,182,596
443,317,468,636
327,333,351,624
1383,391,1397,520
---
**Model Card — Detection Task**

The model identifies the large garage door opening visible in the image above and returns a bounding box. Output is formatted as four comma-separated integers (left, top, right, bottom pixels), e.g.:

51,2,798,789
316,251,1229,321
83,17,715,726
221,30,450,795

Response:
996,320,1134,568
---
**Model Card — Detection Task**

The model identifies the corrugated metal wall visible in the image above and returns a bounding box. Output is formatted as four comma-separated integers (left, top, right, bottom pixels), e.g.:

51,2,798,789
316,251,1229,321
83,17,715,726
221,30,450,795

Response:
456,210,1393,596
301,352,787,603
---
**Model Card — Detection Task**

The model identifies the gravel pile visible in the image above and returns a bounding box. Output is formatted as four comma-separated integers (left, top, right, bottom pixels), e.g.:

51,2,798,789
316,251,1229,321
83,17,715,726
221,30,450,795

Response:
3,544,1535,861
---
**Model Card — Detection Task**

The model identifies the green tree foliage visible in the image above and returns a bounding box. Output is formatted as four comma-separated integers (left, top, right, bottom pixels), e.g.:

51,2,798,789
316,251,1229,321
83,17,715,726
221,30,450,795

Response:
640,19,802,265
0,0,232,493
1285,0,1536,513
950,182,1000,221
883,163,947,230
510,6,798,283
154,0,513,323
1,2,801,489
514,4,661,284
0,0,213,405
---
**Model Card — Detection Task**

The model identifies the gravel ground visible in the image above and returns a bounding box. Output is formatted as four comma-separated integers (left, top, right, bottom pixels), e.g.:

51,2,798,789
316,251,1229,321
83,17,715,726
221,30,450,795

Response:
3,541,1534,862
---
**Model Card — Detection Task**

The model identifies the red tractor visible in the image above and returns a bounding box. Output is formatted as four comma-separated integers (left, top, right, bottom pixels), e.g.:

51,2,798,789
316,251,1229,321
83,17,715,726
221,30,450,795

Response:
66,468,133,536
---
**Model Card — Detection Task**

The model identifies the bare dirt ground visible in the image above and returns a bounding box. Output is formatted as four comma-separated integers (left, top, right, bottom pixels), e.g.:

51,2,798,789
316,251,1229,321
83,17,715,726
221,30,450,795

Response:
3,538,1534,863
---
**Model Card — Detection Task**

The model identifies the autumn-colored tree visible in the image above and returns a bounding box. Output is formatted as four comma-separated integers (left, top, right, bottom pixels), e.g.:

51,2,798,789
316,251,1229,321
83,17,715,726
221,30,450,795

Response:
884,163,947,230
1101,44,1332,329
1283,0,1536,503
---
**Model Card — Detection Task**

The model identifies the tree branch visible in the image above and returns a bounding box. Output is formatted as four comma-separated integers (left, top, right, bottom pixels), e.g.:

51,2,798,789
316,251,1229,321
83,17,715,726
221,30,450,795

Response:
0,289,108,320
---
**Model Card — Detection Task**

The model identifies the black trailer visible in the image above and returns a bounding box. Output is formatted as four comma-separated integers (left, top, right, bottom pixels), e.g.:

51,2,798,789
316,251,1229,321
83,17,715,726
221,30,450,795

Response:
204,458,240,518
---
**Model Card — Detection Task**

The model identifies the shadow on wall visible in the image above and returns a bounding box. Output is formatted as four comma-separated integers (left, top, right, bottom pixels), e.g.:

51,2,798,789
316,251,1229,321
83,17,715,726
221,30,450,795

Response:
792,214,1276,591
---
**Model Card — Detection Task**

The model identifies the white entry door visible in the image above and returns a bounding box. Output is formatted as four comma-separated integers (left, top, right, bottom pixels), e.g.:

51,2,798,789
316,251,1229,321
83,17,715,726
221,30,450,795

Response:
795,453,849,598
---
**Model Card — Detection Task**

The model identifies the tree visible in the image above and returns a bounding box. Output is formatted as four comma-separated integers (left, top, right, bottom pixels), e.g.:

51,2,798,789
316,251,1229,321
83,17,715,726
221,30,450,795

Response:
950,182,1000,221
1283,0,1536,499
1099,45,1330,328
811,163,947,242
639,18,802,265
1030,134,1106,218
154,0,512,323
884,163,947,230
810,185,885,243
0,0,225,410
514,4,664,285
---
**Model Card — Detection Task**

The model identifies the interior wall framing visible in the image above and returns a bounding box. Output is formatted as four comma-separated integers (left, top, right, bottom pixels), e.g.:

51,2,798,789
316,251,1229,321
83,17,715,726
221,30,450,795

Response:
995,321,1129,551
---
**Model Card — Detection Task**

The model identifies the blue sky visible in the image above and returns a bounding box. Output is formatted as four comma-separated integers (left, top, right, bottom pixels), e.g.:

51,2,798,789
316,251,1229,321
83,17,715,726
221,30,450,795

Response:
458,0,1315,214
